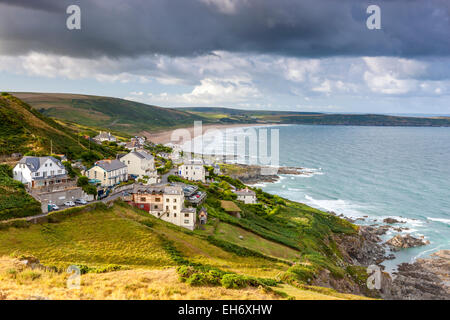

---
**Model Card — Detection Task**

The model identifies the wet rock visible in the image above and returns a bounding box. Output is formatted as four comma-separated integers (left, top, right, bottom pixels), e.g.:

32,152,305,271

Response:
385,234,430,251
383,218,404,224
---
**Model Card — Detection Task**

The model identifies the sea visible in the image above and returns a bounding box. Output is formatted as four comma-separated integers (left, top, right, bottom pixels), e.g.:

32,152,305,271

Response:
182,124,450,272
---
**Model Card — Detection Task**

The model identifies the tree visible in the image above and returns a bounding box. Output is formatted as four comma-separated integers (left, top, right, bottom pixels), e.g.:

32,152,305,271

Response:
77,176,89,187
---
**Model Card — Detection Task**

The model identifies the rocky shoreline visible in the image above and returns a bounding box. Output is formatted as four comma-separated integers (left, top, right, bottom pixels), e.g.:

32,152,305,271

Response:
220,162,449,299
335,220,449,300
220,163,309,184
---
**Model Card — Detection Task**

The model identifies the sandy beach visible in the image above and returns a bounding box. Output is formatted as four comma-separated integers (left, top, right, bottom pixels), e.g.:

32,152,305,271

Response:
140,123,275,145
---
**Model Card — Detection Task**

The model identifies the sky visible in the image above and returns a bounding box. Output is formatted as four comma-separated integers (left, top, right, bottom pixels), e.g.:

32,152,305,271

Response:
0,0,449,114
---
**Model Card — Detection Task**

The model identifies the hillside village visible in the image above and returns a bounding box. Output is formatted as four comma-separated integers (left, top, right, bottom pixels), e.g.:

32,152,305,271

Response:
8,129,259,231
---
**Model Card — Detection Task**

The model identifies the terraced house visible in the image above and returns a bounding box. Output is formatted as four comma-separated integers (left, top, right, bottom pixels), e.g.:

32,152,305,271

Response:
179,159,206,182
120,150,158,184
128,184,196,230
85,159,128,187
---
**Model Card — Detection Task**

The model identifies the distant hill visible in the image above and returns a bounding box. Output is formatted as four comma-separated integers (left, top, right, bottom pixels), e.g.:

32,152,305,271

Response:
0,93,114,159
12,93,450,138
13,92,207,134
181,107,450,127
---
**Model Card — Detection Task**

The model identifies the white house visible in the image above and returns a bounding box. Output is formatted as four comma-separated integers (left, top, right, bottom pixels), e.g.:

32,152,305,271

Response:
235,188,257,204
179,159,206,182
13,156,68,188
85,159,128,187
120,150,158,184
93,131,116,143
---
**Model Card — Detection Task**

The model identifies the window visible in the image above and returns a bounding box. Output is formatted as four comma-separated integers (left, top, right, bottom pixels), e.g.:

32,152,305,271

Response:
173,198,177,203
155,197,161,202
166,206,169,210
166,198,169,203
174,213,177,217
184,213,189,217
139,204,144,209
184,220,189,224
140,197,146,202
35,172,40,176
173,206,177,210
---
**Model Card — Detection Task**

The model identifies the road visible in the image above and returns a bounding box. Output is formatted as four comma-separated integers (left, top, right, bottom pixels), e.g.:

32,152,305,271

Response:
160,168,177,184
2,184,136,224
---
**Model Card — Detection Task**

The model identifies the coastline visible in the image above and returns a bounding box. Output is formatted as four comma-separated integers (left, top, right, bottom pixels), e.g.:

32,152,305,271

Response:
141,122,277,145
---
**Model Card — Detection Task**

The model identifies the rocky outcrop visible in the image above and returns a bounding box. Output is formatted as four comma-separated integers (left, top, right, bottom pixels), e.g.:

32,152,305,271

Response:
381,250,450,300
221,164,306,184
383,218,404,224
334,225,388,266
385,234,430,251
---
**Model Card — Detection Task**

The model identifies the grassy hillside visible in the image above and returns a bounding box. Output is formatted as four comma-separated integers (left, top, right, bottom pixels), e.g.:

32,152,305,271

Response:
0,93,115,159
0,164,41,221
0,201,371,300
13,92,207,134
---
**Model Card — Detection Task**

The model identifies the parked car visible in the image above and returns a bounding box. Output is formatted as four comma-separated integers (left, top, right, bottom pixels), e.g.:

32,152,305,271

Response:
64,201,75,207
75,198,87,205
49,204,59,211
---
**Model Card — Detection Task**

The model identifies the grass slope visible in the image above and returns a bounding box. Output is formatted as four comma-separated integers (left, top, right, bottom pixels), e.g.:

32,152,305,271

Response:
0,93,115,159
0,202,369,300
0,165,41,221
13,92,207,134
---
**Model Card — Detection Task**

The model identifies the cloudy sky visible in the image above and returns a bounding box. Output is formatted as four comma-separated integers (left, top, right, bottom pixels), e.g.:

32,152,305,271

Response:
0,0,449,114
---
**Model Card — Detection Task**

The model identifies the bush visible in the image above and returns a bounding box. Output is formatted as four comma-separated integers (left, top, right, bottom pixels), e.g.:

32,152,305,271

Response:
186,273,208,286
221,274,249,289
77,176,89,187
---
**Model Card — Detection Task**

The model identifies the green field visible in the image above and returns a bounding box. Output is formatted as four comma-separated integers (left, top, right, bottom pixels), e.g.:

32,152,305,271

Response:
0,200,373,300
214,222,301,261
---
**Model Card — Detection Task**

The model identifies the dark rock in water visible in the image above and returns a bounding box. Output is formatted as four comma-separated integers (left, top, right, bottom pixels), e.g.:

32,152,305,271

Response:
385,234,430,251
392,226,409,232
383,218,404,224
372,225,391,236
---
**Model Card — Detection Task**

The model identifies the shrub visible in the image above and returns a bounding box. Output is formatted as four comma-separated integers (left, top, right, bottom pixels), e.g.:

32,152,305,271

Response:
221,274,249,289
77,176,89,187
186,273,208,286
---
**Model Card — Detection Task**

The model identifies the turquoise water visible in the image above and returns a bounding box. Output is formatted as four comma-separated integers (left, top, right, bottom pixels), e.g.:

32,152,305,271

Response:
186,124,450,270
257,125,450,271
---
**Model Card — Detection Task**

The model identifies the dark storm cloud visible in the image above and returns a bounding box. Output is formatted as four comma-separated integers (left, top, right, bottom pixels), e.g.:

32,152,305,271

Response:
0,0,449,58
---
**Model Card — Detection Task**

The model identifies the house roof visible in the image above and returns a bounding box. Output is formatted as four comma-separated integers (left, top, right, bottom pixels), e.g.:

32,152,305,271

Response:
94,131,115,140
220,200,241,213
132,150,153,161
18,156,64,172
134,184,183,195
235,189,256,196
94,159,127,172
185,159,204,165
